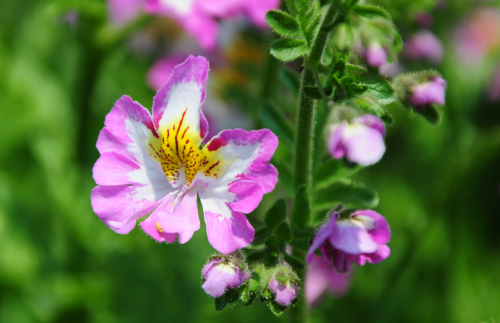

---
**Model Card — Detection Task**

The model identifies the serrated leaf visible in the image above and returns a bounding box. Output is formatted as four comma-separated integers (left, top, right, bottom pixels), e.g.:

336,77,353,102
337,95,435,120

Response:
266,10,301,38
314,180,379,211
259,100,295,148
354,4,392,20
265,198,287,229
314,159,362,190
284,253,305,270
291,186,311,229
279,68,300,98
358,78,396,105
271,38,309,62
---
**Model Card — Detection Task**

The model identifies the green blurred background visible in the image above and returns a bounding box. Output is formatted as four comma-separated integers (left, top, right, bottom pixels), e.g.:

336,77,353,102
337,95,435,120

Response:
1,0,500,322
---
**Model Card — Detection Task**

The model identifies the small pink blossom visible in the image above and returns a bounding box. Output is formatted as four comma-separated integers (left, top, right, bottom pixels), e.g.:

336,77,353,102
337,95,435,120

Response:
144,0,279,50
362,43,387,68
307,210,391,274
408,76,447,108
202,257,248,297
305,255,351,307
404,30,444,64
91,56,278,254
268,275,299,306
327,115,386,166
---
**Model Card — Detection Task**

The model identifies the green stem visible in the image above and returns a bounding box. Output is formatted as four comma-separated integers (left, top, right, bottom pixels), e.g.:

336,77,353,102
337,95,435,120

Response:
290,3,339,323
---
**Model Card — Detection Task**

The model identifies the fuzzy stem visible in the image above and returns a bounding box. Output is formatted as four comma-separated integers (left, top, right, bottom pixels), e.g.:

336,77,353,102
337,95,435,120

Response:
290,3,339,323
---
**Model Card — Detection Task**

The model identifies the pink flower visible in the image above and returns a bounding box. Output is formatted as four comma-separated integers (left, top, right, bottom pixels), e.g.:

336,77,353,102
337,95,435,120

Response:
268,275,299,306
144,0,279,50
408,76,447,108
362,43,387,68
202,257,248,297
147,54,188,91
306,210,391,274
107,0,144,25
404,30,444,64
305,255,351,307
327,115,386,166
91,56,278,254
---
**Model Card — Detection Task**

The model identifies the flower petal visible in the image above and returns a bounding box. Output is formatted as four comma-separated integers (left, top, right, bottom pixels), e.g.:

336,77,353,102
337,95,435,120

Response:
355,244,391,265
306,255,351,306
352,209,391,244
199,128,278,195
243,0,280,27
139,208,179,243
342,126,385,166
91,185,163,234
330,218,378,254
96,95,161,167
327,122,348,159
306,215,337,264
227,180,263,213
200,198,255,254
154,188,201,244
352,115,386,136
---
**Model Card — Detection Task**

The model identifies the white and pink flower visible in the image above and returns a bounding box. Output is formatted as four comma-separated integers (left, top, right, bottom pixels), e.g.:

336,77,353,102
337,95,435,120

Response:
91,56,278,254
202,256,248,297
306,210,391,274
327,115,386,166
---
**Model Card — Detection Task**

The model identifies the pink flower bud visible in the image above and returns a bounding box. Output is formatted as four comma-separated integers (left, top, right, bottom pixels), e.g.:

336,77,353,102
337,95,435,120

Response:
202,257,248,298
327,115,386,166
268,275,299,306
408,76,447,108
362,43,387,67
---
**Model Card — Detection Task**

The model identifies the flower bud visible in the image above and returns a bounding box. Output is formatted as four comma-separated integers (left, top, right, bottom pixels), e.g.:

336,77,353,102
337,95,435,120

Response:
201,255,248,298
362,42,387,67
327,115,386,166
408,76,447,108
268,269,299,306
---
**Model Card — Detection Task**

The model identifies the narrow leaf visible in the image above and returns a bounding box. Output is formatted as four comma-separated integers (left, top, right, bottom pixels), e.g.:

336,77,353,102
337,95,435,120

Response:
314,180,379,211
284,253,305,270
259,100,295,148
291,186,311,229
271,38,308,62
275,222,292,242
265,199,287,229
266,10,301,38
354,4,392,20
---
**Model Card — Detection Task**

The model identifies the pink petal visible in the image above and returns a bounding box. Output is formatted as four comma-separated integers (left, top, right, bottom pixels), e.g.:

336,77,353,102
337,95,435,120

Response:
153,188,201,244
139,207,178,243
197,0,245,18
330,219,378,255
108,0,144,25
327,122,348,159
146,54,189,91
202,210,254,254
152,56,209,141
91,185,162,234
228,180,264,213
342,126,386,166
352,115,386,136
352,209,391,244
355,244,391,265
93,152,141,185
243,0,280,27
306,215,337,264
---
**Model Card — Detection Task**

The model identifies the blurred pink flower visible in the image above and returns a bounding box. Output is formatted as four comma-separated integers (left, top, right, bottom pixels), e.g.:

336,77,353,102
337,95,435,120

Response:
107,0,144,25
144,0,279,50
305,255,351,307
408,76,447,108
453,8,500,62
404,30,444,64
362,43,387,68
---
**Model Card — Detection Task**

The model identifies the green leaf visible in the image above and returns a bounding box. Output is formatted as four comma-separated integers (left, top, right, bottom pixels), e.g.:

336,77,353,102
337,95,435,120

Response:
314,180,379,211
271,158,294,196
314,159,362,190
215,295,229,311
259,100,295,148
271,39,309,62
286,0,310,16
246,249,268,262
279,68,300,98
264,198,288,229
284,253,305,270
275,222,292,242
268,300,288,316
304,10,322,43
354,4,392,20
266,10,301,38
363,79,396,105
265,235,279,248
418,105,441,124
291,186,311,229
